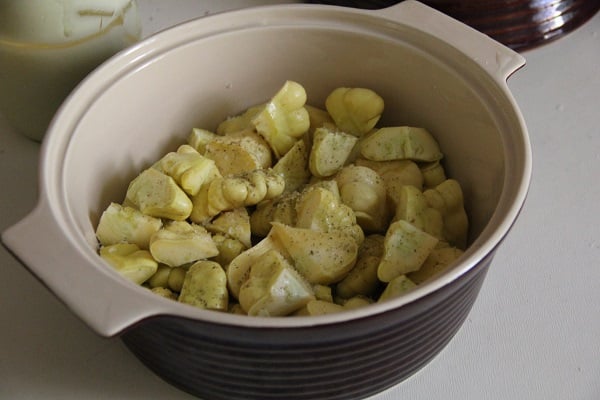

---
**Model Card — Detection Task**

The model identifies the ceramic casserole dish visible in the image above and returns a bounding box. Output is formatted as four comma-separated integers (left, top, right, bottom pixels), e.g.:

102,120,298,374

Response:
2,1,532,399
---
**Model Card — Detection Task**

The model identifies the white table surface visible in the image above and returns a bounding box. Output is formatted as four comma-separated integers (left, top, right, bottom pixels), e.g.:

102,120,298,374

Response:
1,1,599,399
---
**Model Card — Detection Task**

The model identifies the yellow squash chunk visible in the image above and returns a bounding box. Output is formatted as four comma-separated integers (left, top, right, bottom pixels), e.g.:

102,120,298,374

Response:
125,168,192,221
151,287,178,300
295,185,365,246
377,220,439,282
155,144,221,196
335,165,388,232
273,137,311,193
99,243,158,285
342,296,373,310
312,284,334,303
147,264,172,288
179,261,228,311
216,104,264,135
147,264,187,292
307,178,341,200
238,250,315,316
420,160,447,189
335,234,385,298
295,186,350,232
250,190,300,237
309,127,358,178
270,222,358,285
204,130,272,176
360,126,443,162
394,185,444,239
167,267,187,292
325,87,384,137
297,185,363,245
95,202,162,249
305,104,335,136
211,234,246,267
228,303,247,315
357,234,385,258
205,207,252,248
252,80,310,158
190,169,285,223
227,232,284,299
355,158,424,208
408,246,464,284
335,255,381,299
378,275,417,302
294,299,344,316
423,179,469,249
187,128,219,154
149,221,219,267
188,183,215,223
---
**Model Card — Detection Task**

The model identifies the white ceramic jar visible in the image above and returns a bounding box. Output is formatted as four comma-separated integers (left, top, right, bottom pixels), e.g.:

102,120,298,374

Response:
0,0,141,141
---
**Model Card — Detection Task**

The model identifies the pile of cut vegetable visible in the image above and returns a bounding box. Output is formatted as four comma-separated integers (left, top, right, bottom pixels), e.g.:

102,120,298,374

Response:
95,81,469,317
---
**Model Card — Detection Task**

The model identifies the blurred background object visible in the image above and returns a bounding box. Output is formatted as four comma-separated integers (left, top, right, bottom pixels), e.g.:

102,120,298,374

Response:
0,0,141,141
307,0,600,51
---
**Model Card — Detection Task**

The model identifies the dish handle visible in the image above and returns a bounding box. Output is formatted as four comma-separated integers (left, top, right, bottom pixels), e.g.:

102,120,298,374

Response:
374,0,526,81
1,199,163,337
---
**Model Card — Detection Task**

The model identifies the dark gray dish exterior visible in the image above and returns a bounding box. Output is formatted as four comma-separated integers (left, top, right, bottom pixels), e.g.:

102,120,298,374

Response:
122,252,493,400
